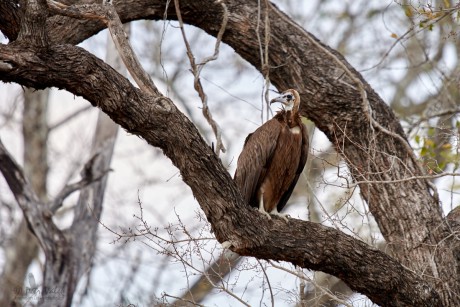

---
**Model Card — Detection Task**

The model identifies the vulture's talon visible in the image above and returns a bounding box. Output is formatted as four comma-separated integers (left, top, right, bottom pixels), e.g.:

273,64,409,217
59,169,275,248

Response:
271,211,290,222
258,208,272,219
221,241,233,249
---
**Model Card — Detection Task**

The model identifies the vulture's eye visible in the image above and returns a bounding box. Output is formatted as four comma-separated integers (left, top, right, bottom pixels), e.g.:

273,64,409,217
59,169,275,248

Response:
285,94,293,100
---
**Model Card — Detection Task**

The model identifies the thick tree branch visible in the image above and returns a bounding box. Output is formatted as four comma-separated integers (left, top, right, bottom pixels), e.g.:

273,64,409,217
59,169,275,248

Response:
0,42,444,306
1,0,459,304
19,0,49,46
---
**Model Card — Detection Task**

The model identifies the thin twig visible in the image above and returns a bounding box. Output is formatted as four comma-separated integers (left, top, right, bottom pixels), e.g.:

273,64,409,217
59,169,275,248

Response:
49,105,92,131
256,0,272,122
48,170,110,213
173,0,228,156
263,0,271,122
163,294,206,307
267,261,353,307
407,107,460,134
348,172,460,187
256,259,274,307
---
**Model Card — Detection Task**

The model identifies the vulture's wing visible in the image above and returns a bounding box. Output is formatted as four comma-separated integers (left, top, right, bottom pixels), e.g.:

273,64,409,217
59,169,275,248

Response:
234,119,282,207
277,122,309,212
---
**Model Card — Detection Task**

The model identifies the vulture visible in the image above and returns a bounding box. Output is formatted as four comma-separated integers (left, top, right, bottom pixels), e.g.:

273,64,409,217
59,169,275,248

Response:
234,89,309,221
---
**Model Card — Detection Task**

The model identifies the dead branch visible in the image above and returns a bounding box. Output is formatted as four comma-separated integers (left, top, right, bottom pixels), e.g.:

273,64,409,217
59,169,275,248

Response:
173,0,228,156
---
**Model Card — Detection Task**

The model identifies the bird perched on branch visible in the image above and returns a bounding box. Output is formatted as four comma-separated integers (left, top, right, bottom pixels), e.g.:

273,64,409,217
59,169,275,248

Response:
234,89,309,221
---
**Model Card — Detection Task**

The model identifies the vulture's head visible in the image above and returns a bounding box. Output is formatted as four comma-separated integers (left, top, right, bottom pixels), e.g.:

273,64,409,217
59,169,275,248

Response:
270,89,300,111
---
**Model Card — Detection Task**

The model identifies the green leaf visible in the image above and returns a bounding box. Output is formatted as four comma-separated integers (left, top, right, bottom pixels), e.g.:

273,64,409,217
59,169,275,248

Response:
424,138,435,148
421,147,428,156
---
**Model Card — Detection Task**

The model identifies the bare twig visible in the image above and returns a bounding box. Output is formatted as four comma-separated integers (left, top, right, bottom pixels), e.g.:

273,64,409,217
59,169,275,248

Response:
48,168,110,213
267,261,353,307
164,294,206,307
173,0,228,156
361,6,456,72
256,259,274,307
407,107,460,134
49,105,92,131
348,172,460,187
256,0,272,122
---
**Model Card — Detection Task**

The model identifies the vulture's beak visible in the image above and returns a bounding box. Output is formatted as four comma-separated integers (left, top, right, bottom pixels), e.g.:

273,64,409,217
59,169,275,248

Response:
270,94,288,106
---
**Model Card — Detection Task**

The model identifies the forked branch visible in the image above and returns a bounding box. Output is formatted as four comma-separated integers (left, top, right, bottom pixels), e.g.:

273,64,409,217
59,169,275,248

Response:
174,0,228,156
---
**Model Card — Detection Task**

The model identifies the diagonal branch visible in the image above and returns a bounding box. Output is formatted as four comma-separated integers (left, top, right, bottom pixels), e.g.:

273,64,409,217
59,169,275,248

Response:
0,139,48,228
48,160,111,213
1,0,459,304
47,0,159,95
0,42,444,306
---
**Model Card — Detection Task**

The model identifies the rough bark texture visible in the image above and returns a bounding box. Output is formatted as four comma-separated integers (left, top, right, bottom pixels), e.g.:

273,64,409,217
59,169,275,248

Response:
0,0,458,306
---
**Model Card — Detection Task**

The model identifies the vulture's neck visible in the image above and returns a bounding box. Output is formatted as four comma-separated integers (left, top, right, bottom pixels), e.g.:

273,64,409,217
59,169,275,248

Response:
285,109,298,128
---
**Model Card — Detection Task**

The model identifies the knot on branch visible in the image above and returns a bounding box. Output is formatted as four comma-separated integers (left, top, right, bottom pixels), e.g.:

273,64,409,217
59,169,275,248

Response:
261,63,270,76
151,96,173,114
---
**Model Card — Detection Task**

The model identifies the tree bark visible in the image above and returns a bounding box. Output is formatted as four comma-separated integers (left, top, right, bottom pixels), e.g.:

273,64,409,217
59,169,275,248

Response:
0,0,458,305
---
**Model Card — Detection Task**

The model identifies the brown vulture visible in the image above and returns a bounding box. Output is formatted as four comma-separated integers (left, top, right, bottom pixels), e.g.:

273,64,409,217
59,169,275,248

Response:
234,89,309,221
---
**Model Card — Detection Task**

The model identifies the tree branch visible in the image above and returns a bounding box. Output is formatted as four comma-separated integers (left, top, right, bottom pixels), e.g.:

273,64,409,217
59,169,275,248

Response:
48,161,110,213
0,41,444,306
174,0,227,155
47,0,159,95
0,139,73,307
1,0,459,304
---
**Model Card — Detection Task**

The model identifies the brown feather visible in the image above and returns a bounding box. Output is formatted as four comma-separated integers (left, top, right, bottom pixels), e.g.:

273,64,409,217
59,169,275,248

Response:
276,113,309,212
234,119,281,207
234,91,309,215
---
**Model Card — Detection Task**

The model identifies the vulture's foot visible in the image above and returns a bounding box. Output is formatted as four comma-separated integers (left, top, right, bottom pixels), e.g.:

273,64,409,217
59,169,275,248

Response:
271,211,290,222
258,207,272,219
221,241,233,249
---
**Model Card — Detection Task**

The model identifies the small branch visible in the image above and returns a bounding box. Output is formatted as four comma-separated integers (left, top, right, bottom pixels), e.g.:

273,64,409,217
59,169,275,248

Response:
48,168,110,213
47,0,159,95
49,105,92,131
164,294,206,307
174,0,228,156
177,249,242,304
257,0,272,122
407,107,460,134
256,259,274,307
267,261,353,307
0,138,40,210
361,8,455,72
